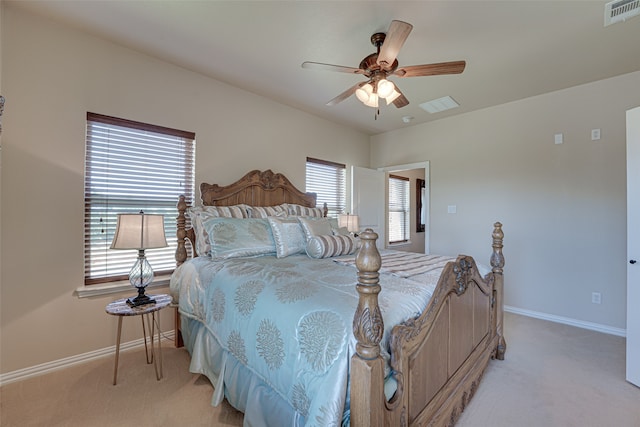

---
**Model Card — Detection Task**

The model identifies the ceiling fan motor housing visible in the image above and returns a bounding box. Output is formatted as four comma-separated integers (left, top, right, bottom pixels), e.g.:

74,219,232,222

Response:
359,54,398,76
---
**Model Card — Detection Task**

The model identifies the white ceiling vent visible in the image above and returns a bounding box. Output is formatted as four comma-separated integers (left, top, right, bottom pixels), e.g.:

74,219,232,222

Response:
419,96,460,114
604,0,640,26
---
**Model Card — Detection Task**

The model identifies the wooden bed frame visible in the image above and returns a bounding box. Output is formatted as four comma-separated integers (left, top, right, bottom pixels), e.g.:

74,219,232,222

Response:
174,169,506,427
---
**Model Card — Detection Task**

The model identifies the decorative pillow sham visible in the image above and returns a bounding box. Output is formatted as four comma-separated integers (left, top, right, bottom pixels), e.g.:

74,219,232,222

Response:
287,204,324,218
333,226,350,236
202,217,276,259
298,217,334,240
247,204,289,219
188,205,249,256
305,234,359,259
267,217,306,258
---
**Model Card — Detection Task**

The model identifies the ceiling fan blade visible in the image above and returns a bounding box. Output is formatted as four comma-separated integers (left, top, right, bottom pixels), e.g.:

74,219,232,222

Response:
326,81,367,106
302,61,365,75
394,60,466,78
377,20,413,71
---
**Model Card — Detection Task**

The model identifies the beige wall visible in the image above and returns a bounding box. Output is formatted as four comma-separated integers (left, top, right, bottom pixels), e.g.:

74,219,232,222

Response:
371,71,640,330
0,5,369,374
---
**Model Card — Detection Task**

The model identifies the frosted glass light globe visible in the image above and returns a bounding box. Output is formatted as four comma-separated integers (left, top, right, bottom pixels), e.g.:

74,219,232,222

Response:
377,79,395,99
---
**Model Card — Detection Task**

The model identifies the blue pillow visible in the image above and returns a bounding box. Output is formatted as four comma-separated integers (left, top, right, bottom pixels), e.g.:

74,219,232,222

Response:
202,217,276,259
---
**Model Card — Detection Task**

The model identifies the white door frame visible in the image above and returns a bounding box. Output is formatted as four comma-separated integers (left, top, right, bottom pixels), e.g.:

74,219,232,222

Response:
379,161,430,254
626,106,640,387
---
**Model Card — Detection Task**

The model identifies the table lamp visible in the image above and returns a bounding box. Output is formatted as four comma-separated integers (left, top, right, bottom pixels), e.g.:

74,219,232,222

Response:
338,213,360,236
110,211,167,306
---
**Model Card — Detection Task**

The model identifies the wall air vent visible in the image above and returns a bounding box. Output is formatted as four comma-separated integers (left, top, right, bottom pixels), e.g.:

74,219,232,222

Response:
604,0,640,26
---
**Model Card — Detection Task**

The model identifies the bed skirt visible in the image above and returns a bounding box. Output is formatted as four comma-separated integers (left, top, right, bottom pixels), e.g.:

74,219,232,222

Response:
181,314,309,427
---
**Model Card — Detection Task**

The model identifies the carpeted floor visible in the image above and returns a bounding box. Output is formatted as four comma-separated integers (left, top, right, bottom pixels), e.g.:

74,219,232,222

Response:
1,312,639,426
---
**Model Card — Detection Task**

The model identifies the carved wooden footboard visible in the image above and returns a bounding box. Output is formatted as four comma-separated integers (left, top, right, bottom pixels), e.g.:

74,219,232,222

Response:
351,223,505,427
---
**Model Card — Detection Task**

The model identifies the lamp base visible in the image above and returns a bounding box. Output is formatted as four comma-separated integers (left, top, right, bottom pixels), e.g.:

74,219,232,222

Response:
126,292,155,307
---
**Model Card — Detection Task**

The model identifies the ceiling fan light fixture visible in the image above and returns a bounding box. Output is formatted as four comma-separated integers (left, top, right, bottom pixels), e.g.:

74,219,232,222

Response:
377,79,395,98
355,83,373,103
386,89,401,104
364,93,379,108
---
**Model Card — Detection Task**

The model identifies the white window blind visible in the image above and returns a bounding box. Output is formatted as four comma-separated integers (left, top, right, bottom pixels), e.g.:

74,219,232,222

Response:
305,157,346,217
388,174,410,243
84,112,195,285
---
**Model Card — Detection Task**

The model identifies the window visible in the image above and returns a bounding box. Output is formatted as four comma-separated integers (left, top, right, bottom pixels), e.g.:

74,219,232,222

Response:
305,157,346,217
84,113,195,285
388,174,410,243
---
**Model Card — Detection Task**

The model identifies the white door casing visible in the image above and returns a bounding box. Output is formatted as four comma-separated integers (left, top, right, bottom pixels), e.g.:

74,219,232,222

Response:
627,106,640,387
351,166,385,249
380,161,430,254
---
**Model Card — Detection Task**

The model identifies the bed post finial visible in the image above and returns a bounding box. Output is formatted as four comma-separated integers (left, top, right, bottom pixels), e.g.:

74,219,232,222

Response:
351,228,385,427
176,195,188,266
491,222,504,274
490,221,506,360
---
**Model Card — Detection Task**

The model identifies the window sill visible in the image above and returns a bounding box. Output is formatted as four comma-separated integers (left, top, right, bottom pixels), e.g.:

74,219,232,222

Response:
74,274,171,299
388,241,412,248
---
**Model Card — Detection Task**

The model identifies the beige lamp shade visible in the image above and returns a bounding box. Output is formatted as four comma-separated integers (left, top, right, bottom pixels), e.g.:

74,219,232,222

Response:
110,212,168,250
338,214,360,234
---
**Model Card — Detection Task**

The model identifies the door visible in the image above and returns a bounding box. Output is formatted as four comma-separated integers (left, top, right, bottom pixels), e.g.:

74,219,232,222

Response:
351,166,385,248
627,106,640,387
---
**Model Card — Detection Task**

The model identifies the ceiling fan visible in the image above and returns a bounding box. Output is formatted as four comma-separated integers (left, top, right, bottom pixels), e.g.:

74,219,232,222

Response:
302,20,466,114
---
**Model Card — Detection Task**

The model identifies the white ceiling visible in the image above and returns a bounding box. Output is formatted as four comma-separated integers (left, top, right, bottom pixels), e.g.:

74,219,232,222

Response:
10,0,640,135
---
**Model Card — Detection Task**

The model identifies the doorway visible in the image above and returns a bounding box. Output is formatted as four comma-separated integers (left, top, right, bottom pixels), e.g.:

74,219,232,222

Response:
350,162,430,253
381,161,430,254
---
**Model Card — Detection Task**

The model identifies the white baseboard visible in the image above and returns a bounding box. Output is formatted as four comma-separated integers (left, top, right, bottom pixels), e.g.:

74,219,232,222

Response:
505,305,626,337
2,307,626,386
0,330,175,386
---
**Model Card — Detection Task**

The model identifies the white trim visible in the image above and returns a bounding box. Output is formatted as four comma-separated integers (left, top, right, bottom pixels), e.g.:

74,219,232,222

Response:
74,275,171,298
0,331,175,386
505,305,626,337
378,161,430,254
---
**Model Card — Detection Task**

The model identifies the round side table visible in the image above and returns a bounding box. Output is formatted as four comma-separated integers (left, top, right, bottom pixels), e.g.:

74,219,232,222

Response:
105,294,172,385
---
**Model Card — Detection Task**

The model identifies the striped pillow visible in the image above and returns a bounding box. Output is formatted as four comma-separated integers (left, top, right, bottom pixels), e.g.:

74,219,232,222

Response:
288,204,324,218
247,204,288,219
305,234,359,259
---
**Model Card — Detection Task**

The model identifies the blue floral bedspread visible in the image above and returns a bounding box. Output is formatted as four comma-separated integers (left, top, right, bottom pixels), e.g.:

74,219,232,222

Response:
170,252,446,426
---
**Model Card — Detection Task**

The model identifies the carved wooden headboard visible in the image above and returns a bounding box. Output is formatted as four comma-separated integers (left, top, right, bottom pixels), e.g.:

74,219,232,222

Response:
199,169,317,207
175,169,321,265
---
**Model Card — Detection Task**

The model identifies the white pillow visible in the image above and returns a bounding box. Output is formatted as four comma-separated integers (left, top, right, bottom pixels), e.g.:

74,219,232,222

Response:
298,217,333,240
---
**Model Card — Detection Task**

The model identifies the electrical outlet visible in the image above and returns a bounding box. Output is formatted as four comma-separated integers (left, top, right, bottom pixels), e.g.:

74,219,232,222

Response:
591,129,601,141
592,292,601,304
